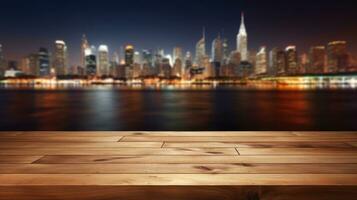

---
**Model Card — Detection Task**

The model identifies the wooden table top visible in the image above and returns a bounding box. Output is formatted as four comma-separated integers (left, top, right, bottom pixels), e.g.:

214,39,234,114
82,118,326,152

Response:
1,131,357,199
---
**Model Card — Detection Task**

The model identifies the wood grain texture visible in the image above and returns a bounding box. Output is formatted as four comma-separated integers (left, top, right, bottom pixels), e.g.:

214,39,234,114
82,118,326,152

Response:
0,136,122,142
0,156,43,164
236,147,357,155
0,142,164,148
0,131,356,200
0,148,238,156
164,142,353,148
35,155,357,164
1,164,357,174
1,186,356,200
1,174,357,186
121,136,357,142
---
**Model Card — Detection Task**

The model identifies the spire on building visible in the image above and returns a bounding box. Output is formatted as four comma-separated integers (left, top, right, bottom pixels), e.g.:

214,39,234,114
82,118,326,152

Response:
237,12,248,61
239,12,247,35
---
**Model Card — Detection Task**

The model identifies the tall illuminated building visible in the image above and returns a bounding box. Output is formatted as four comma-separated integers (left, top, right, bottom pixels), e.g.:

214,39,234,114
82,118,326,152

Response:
23,48,50,77
173,47,183,63
327,41,349,73
134,51,141,64
183,51,193,79
142,50,153,65
53,40,68,76
133,51,142,78
160,58,172,79
270,48,287,75
255,46,268,75
285,46,298,75
125,45,134,66
237,12,248,61
308,46,326,74
85,46,97,76
195,28,206,67
211,34,223,64
124,45,135,79
98,45,109,76
170,47,182,77
269,48,278,76
38,48,51,77
142,49,153,76
81,34,90,68
222,38,229,64
109,52,119,77
299,53,309,74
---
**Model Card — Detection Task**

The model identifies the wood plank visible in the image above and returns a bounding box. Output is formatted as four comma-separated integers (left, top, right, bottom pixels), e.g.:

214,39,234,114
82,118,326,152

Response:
121,136,357,142
0,142,163,148
0,136,122,142
11,131,296,137
1,174,357,186
1,164,357,174
1,186,356,200
237,148,357,155
35,155,357,164
293,131,357,137
164,142,352,148
0,156,43,164
0,148,238,156
348,142,357,147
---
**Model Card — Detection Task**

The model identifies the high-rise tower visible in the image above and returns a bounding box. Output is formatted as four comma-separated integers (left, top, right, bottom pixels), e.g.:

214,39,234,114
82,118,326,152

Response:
98,45,109,76
53,40,68,76
237,12,248,61
212,33,223,63
81,34,90,68
195,27,206,67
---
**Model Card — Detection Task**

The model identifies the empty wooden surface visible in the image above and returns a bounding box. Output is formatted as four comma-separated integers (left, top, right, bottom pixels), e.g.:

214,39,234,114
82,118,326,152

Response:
0,131,356,200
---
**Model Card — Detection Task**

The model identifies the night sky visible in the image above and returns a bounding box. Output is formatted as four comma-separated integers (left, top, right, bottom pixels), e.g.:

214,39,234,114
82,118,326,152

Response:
1,0,356,66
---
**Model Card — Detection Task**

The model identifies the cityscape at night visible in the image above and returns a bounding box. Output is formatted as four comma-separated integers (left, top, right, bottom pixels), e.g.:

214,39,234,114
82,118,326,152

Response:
1,1,357,199
1,0,357,86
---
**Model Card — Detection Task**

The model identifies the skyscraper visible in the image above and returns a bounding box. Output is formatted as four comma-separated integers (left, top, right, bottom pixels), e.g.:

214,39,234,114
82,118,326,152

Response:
308,46,326,74
53,40,68,76
173,47,183,77
38,48,51,77
109,52,119,77
85,47,97,76
195,28,206,67
269,48,278,76
327,41,349,73
98,45,109,76
173,47,183,63
211,34,223,64
285,46,298,75
277,50,287,75
255,46,268,75
81,34,90,68
222,38,229,65
125,45,134,66
134,51,141,64
237,12,248,61
183,51,193,79
142,49,154,76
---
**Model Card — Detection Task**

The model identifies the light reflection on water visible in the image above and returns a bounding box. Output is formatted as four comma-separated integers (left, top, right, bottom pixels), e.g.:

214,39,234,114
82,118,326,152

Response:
0,85,356,131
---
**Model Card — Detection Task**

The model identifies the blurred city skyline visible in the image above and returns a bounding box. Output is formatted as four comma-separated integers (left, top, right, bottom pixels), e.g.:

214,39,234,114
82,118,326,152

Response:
1,0,357,66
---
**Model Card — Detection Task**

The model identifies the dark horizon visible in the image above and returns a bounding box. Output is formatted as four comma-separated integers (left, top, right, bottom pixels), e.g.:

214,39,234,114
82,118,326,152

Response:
1,0,357,66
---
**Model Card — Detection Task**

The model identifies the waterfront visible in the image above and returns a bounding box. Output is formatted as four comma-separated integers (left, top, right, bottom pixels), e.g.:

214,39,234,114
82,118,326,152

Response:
0,85,356,131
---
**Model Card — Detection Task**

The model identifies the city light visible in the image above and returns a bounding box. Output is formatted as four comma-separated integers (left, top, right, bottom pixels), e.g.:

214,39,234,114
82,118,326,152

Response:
0,14,356,87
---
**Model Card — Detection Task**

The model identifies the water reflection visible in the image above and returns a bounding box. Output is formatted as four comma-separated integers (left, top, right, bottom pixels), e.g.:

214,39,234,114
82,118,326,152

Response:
0,86,356,131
